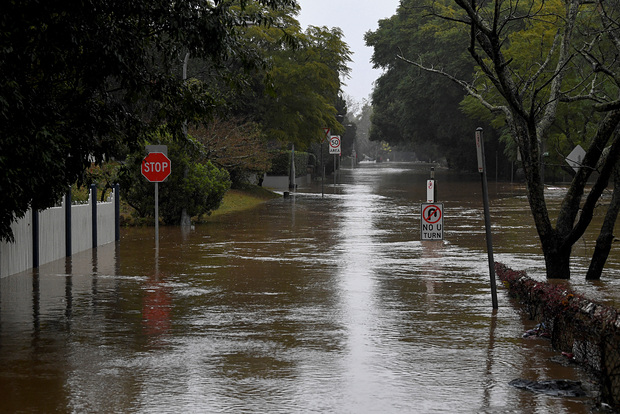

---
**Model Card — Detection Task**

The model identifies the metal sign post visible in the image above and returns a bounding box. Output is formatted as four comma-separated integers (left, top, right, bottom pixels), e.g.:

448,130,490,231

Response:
322,128,330,198
334,154,337,186
154,182,159,247
475,128,498,309
329,135,341,188
142,146,171,250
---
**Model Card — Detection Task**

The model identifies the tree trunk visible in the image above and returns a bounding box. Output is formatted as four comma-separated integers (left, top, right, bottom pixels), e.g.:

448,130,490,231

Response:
541,238,572,279
516,116,570,279
586,166,620,280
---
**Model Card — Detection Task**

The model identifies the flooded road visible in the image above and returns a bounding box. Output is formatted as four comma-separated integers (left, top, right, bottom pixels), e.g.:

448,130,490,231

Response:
1,163,616,413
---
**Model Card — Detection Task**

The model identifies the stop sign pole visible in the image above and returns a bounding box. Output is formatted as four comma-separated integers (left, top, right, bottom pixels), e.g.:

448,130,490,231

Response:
142,150,171,246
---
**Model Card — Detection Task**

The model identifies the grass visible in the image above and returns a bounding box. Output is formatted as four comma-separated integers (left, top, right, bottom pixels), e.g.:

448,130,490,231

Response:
119,184,280,226
206,185,280,219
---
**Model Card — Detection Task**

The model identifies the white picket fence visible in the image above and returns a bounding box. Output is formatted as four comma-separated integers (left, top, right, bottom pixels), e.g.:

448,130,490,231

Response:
0,187,118,278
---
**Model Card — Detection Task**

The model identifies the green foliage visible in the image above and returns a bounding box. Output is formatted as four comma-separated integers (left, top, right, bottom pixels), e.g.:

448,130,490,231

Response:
457,0,608,175
448,0,620,279
119,136,231,224
0,0,295,241
84,162,122,201
234,13,352,148
267,150,312,177
365,0,499,170
69,184,91,204
159,160,231,224
189,119,272,188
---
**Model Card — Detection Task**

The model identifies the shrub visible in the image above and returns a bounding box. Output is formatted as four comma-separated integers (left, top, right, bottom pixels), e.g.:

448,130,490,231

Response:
268,150,311,177
119,136,231,224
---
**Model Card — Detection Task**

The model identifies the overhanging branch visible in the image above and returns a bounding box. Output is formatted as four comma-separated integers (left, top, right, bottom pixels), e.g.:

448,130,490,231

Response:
396,53,510,117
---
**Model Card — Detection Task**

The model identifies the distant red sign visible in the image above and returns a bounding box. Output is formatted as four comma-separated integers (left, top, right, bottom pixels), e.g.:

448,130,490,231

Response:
142,152,171,182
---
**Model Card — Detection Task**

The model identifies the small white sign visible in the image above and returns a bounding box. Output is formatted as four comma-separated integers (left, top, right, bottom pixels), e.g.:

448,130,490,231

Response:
421,203,444,241
566,145,586,173
475,129,484,173
427,180,435,203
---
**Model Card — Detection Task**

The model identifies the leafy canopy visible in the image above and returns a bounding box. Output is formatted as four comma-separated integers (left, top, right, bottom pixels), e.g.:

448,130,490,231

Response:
365,0,494,168
233,8,352,148
0,0,296,241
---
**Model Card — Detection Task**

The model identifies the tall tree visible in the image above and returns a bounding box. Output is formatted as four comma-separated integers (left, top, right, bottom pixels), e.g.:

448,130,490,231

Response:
398,0,620,279
234,11,352,149
366,0,501,169
189,118,272,186
0,0,296,241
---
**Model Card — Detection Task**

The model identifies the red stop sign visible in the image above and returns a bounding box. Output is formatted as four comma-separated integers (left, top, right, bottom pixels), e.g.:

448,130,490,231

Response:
142,152,171,182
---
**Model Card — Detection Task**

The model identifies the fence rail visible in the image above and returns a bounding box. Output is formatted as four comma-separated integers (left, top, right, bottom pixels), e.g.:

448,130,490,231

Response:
0,185,120,278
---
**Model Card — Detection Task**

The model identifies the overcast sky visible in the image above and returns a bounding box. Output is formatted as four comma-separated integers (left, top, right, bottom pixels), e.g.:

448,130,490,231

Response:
296,0,400,105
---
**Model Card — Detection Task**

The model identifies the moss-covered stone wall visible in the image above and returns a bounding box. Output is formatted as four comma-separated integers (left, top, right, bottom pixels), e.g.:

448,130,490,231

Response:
496,263,620,409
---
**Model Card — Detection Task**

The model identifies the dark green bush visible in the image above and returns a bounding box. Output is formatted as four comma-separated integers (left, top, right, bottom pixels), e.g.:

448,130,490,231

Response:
268,150,312,177
119,137,231,223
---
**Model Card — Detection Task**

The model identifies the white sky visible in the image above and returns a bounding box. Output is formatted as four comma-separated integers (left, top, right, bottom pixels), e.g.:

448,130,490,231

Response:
296,0,401,105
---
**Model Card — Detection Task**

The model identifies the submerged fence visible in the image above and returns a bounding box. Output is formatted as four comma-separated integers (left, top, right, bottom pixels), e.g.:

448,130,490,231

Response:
0,185,120,278
496,262,620,409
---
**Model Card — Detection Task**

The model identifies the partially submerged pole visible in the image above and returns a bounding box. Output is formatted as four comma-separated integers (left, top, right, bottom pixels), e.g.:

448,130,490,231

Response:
155,181,159,250
321,128,330,198
289,144,296,190
476,127,499,309
321,142,324,198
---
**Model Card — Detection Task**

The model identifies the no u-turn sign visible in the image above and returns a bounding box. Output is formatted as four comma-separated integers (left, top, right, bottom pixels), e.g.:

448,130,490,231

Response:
421,203,444,241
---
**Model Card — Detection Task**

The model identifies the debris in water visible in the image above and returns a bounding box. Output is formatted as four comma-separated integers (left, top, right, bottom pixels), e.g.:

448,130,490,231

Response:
509,378,587,398
522,323,550,338
561,351,575,361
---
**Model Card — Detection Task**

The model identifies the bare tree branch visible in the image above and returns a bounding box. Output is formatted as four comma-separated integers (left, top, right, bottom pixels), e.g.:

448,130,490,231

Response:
396,52,511,118
536,0,581,139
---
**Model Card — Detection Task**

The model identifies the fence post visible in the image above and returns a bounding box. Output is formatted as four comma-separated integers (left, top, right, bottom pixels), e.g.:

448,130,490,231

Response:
65,189,72,257
91,184,97,248
114,183,120,241
32,208,39,268
289,144,296,190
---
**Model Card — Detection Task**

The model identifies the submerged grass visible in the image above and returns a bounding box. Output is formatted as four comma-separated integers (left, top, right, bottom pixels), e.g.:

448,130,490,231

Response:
206,185,280,219
120,185,280,226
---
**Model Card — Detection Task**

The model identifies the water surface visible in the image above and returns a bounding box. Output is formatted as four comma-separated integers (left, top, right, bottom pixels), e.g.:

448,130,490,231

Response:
1,163,613,413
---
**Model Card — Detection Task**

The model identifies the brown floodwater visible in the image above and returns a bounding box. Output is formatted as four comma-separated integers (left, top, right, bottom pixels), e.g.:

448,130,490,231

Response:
1,162,617,413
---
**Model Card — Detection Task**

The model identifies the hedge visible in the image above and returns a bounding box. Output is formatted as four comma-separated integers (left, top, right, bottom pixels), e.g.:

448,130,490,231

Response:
267,150,315,177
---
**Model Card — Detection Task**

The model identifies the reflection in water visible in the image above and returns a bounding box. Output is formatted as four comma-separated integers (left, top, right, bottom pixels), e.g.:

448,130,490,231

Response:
337,184,382,411
0,163,610,413
142,274,172,339
481,310,498,411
